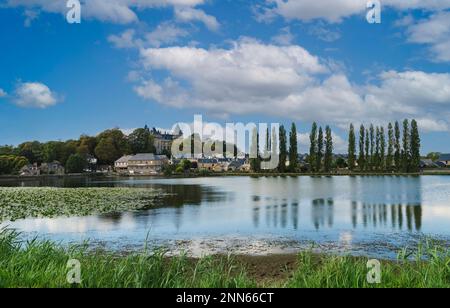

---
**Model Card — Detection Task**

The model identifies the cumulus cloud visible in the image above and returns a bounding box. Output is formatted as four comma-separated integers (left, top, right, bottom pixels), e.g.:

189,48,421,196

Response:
406,11,450,62
261,0,450,23
174,7,220,31
4,0,210,25
14,82,60,108
132,39,450,132
0,88,6,97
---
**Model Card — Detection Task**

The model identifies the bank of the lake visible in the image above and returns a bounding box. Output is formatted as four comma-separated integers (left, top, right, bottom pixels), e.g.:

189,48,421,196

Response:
0,229,448,288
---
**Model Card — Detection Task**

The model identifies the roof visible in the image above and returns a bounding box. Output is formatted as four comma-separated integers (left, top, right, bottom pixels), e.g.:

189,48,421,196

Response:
115,155,133,163
438,154,450,161
128,154,168,161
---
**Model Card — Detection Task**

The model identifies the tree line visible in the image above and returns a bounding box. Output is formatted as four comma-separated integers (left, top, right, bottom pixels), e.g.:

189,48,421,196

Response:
347,119,421,173
0,126,158,175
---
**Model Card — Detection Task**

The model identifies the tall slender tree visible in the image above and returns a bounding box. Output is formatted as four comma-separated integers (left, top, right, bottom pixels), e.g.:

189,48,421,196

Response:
317,127,324,172
370,125,375,171
394,121,401,171
375,127,381,170
410,119,421,172
250,127,260,172
278,125,287,172
289,123,298,172
324,126,333,173
309,122,318,173
386,123,394,171
359,125,366,171
348,124,356,171
380,127,386,171
402,119,410,173
365,128,370,171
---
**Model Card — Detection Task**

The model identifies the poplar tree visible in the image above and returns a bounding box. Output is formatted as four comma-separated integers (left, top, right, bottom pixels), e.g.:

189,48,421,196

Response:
380,126,386,171
250,127,260,172
365,128,370,172
348,124,356,171
317,127,324,172
278,125,287,172
402,119,410,173
386,123,394,171
309,122,318,173
370,125,375,171
359,125,365,171
289,123,298,172
394,121,401,171
324,126,333,173
410,119,421,173
375,126,380,171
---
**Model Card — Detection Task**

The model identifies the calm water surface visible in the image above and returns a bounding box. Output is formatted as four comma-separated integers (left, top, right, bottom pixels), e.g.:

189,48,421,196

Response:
1,176,450,258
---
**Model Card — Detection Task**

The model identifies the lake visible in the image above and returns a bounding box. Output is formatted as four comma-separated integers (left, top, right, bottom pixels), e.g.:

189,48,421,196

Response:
1,175,450,259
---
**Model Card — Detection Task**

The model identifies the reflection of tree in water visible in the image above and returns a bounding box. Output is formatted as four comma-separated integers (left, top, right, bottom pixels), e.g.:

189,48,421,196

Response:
352,203,422,232
159,185,228,207
254,198,300,230
311,198,334,230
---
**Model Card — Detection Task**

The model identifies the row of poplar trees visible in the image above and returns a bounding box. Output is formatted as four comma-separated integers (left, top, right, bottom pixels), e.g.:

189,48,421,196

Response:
347,119,421,173
308,123,334,173
250,123,298,172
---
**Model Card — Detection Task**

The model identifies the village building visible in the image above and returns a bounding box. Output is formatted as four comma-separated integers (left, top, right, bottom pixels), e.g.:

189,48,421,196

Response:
40,161,65,175
438,154,450,167
115,154,169,175
151,127,183,155
114,155,133,174
20,164,40,176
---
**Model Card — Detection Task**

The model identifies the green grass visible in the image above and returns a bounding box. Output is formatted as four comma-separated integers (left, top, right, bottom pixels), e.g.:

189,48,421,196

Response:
0,187,164,221
0,229,449,288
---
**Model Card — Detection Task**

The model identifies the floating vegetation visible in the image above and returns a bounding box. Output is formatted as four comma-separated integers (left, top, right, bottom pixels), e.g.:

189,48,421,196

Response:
0,187,164,222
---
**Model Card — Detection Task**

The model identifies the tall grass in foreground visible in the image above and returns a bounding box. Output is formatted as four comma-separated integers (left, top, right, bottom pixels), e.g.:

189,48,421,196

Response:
0,229,449,288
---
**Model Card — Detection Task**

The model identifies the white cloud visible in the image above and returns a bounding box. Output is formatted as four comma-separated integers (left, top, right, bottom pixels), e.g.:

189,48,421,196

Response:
406,11,450,62
174,7,220,31
271,27,295,45
145,22,189,47
108,29,138,49
262,0,450,23
133,39,450,132
4,0,209,24
14,82,60,108
0,88,6,97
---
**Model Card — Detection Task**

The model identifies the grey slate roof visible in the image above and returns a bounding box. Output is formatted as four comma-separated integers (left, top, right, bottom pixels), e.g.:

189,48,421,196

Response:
438,154,450,161
128,154,167,161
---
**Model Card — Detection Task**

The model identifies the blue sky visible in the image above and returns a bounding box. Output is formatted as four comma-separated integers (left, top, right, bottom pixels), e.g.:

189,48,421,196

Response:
0,0,450,154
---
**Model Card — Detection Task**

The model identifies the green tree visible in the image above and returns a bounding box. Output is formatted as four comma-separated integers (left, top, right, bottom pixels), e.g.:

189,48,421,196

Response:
77,135,97,157
65,154,87,174
402,119,411,172
410,119,421,172
394,121,401,171
42,141,65,163
0,155,29,175
348,124,356,171
324,126,333,173
250,127,260,172
365,128,370,171
375,127,380,170
16,141,43,164
128,127,156,154
289,123,298,172
386,123,394,171
369,125,375,171
278,125,287,172
309,122,318,172
95,129,130,165
380,127,386,171
317,127,324,172
358,125,365,171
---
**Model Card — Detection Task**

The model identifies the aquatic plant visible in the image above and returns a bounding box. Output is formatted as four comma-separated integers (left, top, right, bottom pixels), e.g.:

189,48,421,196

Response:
0,187,164,222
